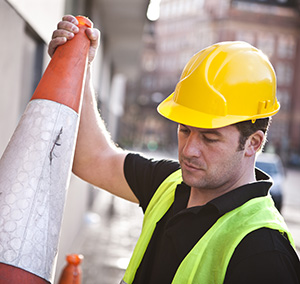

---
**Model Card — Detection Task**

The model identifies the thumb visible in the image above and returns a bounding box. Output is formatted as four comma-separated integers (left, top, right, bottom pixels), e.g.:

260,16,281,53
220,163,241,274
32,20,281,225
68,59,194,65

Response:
85,28,101,64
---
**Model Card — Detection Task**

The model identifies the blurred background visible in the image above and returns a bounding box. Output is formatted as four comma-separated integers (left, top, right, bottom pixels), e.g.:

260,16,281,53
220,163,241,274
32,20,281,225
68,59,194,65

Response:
0,0,300,283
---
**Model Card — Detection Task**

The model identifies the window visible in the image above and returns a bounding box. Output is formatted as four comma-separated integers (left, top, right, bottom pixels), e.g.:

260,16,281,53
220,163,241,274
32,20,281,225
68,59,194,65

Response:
257,33,275,57
275,62,294,86
277,90,291,111
235,31,255,46
20,25,44,113
277,34,296,59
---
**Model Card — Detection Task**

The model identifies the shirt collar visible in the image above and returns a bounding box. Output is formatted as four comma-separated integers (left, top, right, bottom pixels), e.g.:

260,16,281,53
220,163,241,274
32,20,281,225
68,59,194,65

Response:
208,168,272,215
176,168,272,216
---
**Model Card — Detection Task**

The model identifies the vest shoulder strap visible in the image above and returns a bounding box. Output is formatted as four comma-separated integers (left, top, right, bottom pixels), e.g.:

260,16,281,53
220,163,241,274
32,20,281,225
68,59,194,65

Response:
123,169,182,284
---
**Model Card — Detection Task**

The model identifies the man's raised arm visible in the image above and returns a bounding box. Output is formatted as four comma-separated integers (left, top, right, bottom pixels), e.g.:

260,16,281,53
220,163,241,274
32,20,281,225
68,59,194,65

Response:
48,15,138,203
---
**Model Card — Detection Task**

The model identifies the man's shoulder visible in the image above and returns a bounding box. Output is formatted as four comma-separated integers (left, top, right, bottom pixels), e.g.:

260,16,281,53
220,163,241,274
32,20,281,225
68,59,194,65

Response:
225,227,300,283
235,227,295,256
124,152,180,180
124,152,180,211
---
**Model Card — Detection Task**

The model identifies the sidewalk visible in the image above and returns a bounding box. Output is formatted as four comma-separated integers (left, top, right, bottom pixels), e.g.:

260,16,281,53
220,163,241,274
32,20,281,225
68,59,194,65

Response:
283,205,300,255
282,168,300,255
76,190,143,284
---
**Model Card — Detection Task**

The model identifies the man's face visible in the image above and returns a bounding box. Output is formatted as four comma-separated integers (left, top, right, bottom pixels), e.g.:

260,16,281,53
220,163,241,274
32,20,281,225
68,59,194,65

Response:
178,124,247,192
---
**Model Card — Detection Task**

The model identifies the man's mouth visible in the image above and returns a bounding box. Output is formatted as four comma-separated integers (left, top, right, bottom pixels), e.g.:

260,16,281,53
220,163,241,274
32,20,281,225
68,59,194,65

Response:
181,159,204,171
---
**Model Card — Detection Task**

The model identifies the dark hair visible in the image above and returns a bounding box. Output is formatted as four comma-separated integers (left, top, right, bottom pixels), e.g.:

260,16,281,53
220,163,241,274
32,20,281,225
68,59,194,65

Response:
234,118,271,151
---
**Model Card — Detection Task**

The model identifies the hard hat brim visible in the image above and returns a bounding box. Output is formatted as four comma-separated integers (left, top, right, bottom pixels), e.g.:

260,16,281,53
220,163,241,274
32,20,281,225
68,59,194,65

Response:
157,93,280,129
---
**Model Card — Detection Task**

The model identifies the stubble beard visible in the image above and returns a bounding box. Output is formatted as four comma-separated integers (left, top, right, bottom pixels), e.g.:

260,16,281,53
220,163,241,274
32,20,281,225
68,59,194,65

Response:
180,150,244,192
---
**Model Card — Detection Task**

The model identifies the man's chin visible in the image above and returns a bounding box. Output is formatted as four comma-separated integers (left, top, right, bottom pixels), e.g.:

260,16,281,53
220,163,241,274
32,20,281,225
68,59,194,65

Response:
182,171,205,188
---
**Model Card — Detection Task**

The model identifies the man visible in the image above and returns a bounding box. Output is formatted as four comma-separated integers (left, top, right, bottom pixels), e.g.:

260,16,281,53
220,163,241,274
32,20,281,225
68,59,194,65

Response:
49,15,300,283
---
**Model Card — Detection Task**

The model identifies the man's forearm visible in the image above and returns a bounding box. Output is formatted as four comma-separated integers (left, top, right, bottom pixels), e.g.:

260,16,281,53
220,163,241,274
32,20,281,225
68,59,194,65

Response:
73,66,117,173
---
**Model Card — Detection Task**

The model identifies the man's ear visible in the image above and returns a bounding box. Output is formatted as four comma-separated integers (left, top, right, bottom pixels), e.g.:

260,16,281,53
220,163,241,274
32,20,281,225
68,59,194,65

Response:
245,130,265,157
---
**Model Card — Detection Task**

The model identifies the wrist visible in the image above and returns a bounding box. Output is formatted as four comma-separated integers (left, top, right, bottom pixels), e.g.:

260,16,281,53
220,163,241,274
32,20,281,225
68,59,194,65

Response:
85,63,92,81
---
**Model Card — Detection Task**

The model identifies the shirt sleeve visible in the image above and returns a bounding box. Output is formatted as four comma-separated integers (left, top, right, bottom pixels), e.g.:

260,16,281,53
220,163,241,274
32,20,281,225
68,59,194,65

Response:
224,228,300,284
124,153,180,212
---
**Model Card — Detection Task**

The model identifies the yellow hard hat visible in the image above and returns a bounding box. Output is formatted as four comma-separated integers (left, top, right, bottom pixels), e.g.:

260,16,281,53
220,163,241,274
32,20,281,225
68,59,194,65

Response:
157,41,280,129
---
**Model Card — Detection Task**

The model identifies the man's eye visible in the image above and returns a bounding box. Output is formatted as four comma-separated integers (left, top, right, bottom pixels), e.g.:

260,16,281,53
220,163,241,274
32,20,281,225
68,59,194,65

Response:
203,136,218,143
180,128,189,134
179,126,189,133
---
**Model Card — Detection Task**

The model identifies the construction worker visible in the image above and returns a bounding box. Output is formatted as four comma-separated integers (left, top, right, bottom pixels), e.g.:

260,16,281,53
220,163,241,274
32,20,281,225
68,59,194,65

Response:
49,15,300,283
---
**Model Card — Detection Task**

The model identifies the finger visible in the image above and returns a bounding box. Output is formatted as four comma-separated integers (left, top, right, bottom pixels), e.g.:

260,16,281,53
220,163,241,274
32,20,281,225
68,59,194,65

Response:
62,15,78,25
48,37,67,58
57,20,79,34
85,28,101,49
51,29,75,40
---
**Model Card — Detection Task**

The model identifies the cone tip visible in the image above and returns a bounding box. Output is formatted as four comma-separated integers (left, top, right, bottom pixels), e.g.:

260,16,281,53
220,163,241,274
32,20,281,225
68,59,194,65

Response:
66,254,84,265
76,16,93,28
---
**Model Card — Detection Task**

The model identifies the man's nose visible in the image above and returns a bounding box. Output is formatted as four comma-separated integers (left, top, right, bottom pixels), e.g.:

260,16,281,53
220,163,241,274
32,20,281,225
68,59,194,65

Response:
183,133,202,158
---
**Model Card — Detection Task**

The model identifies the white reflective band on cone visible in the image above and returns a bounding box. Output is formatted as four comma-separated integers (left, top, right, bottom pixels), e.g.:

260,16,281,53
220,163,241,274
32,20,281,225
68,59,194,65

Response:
0,99,79,283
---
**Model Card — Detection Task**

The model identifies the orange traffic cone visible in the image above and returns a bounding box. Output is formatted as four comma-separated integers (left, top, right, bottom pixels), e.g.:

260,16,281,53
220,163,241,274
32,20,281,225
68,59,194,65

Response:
58,254,84,284
0,16,91,283
31,15,91,112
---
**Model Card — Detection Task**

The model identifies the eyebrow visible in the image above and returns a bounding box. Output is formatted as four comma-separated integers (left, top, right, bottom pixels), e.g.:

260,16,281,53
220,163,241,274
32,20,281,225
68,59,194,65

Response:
180,124,223,137
200,130,223,136
200,132,224,140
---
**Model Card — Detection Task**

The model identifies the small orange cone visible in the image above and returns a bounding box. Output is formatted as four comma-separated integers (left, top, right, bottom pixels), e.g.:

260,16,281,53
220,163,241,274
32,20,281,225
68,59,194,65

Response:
58,254,84,284
0,16,91,283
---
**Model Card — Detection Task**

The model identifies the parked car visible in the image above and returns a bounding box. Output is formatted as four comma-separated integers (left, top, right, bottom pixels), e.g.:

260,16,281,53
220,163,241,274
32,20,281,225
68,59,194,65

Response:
255,153,285,212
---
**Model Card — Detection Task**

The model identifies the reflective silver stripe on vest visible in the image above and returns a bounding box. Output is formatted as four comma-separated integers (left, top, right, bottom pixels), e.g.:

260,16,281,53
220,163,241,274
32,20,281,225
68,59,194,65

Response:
120,280,127,284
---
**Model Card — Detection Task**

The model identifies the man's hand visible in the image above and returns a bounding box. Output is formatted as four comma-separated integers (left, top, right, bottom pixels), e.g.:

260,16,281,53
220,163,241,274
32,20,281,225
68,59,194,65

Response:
48,15,100,64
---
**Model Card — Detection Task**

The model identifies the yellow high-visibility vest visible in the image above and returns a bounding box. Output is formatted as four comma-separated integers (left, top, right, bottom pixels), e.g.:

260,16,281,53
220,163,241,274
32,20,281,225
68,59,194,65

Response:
122,169,294,284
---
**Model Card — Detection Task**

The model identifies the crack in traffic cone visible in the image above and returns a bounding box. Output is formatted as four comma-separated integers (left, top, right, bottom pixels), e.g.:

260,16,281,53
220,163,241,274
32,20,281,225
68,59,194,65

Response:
0,16,91,283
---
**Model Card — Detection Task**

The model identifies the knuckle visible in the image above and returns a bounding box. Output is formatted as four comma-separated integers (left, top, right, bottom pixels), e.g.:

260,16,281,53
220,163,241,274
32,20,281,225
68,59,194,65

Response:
57,20,64,29
51,30,58,39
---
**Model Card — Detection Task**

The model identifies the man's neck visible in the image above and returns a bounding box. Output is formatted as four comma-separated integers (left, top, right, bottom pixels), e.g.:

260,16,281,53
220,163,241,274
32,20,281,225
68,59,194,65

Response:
187,172,256,208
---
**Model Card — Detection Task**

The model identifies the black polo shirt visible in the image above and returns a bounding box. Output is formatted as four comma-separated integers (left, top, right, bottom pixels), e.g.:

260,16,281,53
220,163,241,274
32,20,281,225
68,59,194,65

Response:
124,153,300,284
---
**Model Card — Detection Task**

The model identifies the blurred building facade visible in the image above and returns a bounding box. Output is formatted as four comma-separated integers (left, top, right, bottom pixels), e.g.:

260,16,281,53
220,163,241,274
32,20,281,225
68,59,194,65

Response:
0,0,149,281
132,0,300,164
